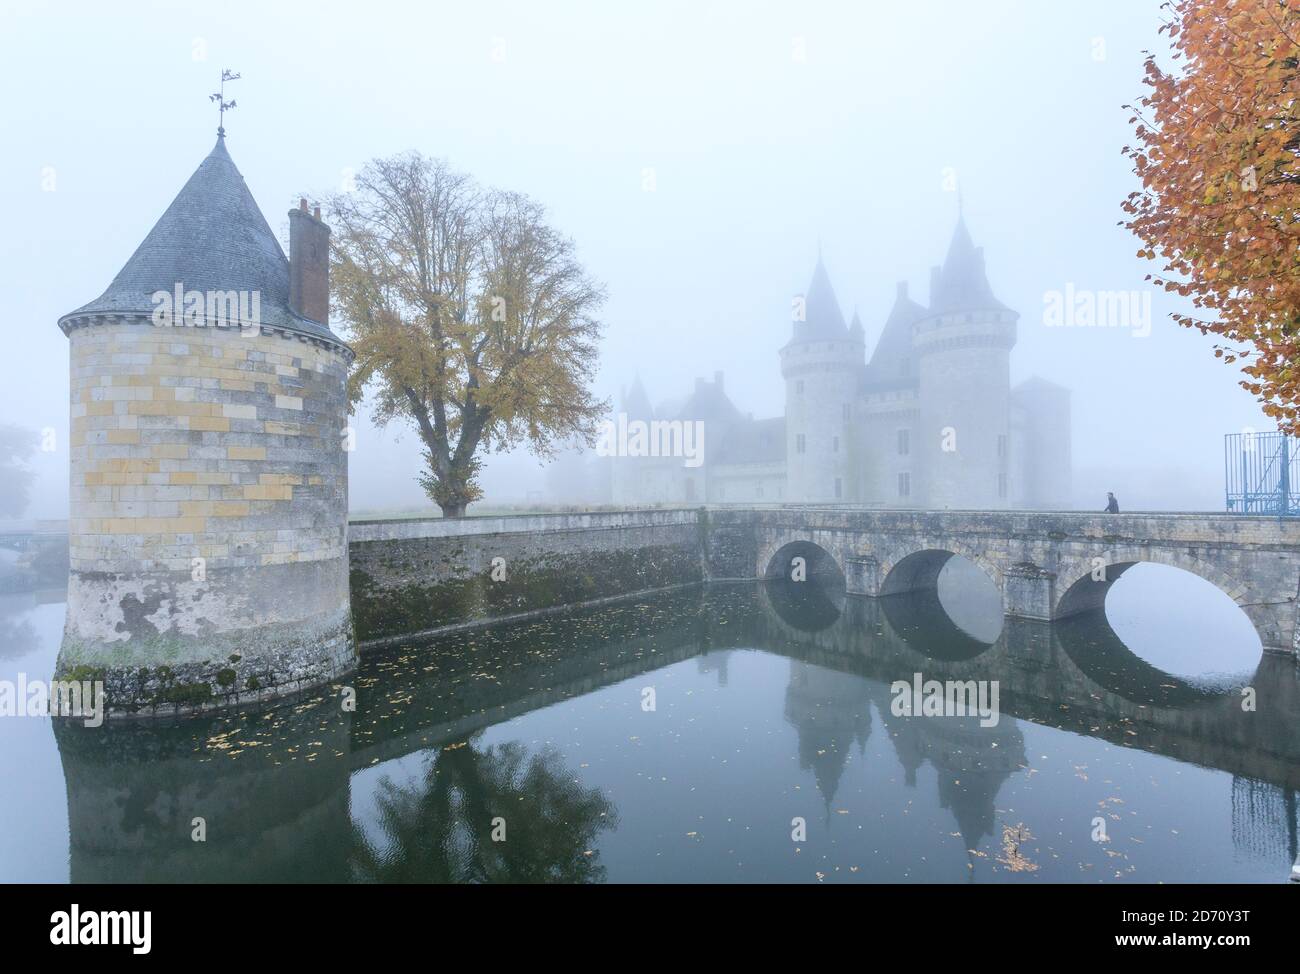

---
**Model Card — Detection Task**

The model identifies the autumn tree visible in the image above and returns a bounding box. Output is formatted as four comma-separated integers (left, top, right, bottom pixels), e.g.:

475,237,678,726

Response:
1123,0,1300,431
328,154,606,516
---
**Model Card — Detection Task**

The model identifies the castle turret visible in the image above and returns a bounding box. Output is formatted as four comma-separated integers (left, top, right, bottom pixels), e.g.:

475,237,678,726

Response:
610,375,653,504
912,216,1017,509
780,255,864,502
55,132,356,717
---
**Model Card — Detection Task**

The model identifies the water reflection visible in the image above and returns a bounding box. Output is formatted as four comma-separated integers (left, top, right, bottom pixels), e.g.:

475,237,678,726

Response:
27,581,1300,883
1055,608,1233,707
352,735,617,883
879,587,994,662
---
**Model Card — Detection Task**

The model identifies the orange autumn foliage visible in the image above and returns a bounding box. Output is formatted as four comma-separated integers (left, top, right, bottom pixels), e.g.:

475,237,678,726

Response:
1123,0,1300,430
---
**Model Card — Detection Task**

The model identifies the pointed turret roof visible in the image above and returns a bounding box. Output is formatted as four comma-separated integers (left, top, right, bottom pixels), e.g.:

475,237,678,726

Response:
793,255,848,342
861,281,926,391
928,215,1011,314
59,134,341,344
623,375,654,420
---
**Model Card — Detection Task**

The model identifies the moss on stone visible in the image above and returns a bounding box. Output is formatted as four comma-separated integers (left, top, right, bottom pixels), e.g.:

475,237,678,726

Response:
154,681,213,707
58,664,107,684
351,542,702,643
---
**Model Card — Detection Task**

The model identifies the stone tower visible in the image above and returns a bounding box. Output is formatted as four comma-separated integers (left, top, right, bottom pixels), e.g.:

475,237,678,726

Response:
609,375,654,505
55,133,356,717
913,216,1018,509
780,256,864,502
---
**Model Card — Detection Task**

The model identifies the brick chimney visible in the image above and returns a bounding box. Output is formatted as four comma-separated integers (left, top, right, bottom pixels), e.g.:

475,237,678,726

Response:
288,198,330,324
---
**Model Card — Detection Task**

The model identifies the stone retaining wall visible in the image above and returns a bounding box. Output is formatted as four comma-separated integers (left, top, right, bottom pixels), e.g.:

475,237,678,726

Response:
348,509,704,645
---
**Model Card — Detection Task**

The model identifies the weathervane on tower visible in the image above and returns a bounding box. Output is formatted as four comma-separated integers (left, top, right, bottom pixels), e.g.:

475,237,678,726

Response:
210,68,240,137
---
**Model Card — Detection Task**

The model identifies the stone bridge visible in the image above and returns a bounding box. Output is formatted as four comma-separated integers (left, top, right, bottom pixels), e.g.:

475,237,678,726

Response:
347,507,1300,657
704,508,1300,656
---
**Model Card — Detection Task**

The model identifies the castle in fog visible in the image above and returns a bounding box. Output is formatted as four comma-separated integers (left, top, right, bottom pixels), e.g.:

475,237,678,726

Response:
609,215,1071,510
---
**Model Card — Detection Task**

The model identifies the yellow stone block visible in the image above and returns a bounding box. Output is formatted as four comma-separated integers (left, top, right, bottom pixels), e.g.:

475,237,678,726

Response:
243,484,292,501
128,401,172,416
189,416,230,433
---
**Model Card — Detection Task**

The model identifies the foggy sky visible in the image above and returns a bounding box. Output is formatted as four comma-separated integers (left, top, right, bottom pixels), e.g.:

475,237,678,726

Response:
0,0,1270,517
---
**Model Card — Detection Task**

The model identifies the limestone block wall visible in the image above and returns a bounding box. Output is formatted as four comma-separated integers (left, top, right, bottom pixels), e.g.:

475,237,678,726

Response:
860,396,919,507
914,311,1016,510
57,318,355,716
348,509,705,646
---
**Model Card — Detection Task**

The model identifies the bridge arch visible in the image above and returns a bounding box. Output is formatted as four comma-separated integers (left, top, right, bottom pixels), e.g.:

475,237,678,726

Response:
876,543,1003,599
1053,548,1251,621
874,545,1004,653
1053,547,1279,673
757,534,847,583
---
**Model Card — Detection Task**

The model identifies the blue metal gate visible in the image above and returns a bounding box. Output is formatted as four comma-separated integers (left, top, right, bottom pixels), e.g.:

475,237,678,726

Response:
1225,431,1300,515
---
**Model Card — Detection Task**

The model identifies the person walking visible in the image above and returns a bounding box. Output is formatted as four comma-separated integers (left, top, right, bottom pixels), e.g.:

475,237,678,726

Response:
1105,492,1119,514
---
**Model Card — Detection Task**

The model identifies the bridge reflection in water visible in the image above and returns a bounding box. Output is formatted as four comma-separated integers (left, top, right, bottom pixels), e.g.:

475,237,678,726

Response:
54,578,1300,883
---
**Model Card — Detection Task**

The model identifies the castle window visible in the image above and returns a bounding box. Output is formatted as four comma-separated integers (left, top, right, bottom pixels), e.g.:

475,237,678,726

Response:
796,433,806,454
756,484,764,498
997,433,1008,459
898,472,910,497
998,472,1007,498
718,485,725,500
835,477,842,499
897,428,910,456
842,403,850,421
796,380,804,394
832,435,839,453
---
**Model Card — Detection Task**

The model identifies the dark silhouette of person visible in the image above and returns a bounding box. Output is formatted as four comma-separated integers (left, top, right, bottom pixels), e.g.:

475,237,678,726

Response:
1105,492,1119,514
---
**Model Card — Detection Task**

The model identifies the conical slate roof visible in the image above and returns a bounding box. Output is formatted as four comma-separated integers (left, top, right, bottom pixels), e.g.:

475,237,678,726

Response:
59,134,339,344
928,215,1011,314
861,282,926,391
793,255,848,341
623,375,654,419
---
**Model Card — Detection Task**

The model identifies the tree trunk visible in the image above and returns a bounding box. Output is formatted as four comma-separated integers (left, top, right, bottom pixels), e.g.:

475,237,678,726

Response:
439,500,468,518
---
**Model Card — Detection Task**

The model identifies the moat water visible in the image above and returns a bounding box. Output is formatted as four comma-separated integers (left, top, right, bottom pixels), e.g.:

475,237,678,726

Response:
1,562,1298,883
